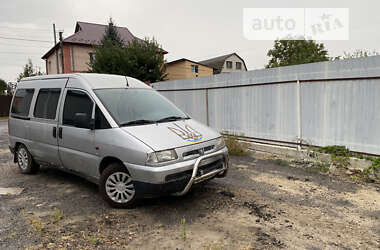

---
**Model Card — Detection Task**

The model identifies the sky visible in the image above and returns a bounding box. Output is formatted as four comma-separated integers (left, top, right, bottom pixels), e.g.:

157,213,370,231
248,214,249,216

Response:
0,0,379,83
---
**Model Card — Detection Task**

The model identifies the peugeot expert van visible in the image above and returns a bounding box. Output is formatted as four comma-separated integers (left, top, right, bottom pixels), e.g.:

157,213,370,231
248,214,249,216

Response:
8,74,229,207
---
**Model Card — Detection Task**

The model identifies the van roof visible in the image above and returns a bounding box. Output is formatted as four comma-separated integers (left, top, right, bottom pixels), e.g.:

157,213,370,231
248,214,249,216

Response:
21,73,151,89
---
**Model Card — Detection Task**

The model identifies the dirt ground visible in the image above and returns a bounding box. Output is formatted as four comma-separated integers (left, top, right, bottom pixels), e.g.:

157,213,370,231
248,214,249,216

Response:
0,120,379,250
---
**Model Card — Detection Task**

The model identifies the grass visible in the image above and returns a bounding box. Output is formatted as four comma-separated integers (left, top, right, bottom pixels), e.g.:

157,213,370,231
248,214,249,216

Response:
0,116,8,120
84,234,100,246
363,157,380,178
274,159,290,167
312,145,379,180
28,218,44,236
51,208,63,223
223,133,247,156
315,145,351,168
315,162,330,173
180,218,187,242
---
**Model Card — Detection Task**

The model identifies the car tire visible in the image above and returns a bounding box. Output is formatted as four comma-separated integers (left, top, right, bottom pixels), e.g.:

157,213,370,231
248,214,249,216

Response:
16,144,39,174
99,163,137,208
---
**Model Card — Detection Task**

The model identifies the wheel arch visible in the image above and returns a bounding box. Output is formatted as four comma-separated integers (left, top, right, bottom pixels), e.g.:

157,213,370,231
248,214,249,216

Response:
99,156,129,175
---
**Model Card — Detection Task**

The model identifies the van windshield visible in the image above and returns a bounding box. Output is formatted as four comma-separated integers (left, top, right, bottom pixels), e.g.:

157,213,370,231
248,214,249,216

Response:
94,88,189,126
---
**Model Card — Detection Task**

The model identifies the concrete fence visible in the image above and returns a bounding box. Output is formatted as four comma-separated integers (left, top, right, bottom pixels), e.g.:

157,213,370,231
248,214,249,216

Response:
0,95,12,117
153,56,380,156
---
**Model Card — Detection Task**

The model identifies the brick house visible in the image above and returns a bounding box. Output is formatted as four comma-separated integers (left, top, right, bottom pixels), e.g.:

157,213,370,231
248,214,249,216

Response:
165,58,214,80
199,53,247,74
42,21,167,75
164,53,248,81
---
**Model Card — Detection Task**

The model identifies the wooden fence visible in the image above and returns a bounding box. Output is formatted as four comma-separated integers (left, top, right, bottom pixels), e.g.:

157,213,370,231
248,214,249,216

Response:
0,95,12,117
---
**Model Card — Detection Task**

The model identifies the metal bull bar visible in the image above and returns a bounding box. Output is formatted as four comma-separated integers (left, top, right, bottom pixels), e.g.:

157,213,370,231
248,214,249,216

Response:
173,151,229,196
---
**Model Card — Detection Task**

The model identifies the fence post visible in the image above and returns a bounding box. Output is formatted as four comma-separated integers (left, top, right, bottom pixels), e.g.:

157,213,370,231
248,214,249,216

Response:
205,89,209,126
297,79,302,150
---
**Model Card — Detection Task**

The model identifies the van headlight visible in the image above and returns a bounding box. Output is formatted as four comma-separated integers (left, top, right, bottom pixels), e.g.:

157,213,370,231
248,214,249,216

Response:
147,149,178,165
215,137,226,150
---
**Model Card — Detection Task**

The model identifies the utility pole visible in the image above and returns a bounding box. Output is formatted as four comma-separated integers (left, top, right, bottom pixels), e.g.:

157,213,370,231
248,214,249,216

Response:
53,23,59,74
59,31,64,74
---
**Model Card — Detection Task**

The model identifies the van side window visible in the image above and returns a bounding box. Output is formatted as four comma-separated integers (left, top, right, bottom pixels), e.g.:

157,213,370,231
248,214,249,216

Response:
63,90,93,126
34,88,61,119
11,89,35,117
95,106,111,129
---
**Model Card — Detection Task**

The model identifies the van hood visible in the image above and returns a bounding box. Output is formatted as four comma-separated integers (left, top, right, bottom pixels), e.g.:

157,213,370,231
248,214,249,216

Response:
121,119,220,151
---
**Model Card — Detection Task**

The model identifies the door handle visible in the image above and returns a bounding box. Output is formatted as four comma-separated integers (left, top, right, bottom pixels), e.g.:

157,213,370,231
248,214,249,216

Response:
53,127,57,138
58,127,63,139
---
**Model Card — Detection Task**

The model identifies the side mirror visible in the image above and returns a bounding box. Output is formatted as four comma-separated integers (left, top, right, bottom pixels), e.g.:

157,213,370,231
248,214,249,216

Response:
74,113,92,129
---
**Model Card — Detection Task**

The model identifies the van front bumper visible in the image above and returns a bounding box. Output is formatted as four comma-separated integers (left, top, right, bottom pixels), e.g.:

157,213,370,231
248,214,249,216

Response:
125,147,229,197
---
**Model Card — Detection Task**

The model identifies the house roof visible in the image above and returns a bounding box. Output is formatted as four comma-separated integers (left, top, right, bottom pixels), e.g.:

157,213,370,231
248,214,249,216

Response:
65,21,139,46
42,21,167,59
166,58,214,69
198,53,247,73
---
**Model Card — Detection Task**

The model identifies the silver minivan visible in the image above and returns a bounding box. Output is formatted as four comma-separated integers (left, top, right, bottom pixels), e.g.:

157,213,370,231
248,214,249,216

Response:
8,74,229,207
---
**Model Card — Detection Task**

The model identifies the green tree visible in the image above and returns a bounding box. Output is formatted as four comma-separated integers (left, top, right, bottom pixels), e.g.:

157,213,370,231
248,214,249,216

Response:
266,39,329,68
17,59,43,82
0,78,7,95
101,18,124,47
331,49,379,61
90,38,166,83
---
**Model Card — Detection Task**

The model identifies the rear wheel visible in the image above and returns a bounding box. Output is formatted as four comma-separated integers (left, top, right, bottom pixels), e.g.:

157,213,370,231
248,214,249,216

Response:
99,163,136,208
16,144,39,174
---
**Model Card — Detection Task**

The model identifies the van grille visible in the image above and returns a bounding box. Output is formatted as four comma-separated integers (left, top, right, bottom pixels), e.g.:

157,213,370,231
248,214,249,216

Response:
182,145,214,158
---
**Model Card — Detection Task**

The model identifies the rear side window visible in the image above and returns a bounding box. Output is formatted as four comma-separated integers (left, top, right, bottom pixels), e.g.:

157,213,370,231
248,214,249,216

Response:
63,90,93,126
34,88,61,119
11,89,35,117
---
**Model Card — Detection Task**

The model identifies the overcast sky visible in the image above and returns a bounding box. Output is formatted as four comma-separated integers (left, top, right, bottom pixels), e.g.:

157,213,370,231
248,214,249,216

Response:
0,0,379,82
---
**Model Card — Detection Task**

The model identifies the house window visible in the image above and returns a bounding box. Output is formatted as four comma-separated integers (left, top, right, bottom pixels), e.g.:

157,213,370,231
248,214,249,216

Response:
236,62,242,70
191,65,199,73
226,61,233,69
89,52,96,64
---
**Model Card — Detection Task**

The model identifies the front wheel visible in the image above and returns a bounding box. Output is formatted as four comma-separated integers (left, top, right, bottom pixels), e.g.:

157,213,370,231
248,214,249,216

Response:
16,144,39,174
99,163,136,208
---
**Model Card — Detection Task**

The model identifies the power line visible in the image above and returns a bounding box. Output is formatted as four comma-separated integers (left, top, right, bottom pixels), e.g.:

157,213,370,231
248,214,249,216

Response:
0,51,43,55
0,25,51,32
0,36,52,43
0,42,51,49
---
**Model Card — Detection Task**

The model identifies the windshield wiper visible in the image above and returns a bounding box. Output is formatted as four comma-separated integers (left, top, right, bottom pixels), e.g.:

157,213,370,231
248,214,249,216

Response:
120,119,156,127
156,116,188,123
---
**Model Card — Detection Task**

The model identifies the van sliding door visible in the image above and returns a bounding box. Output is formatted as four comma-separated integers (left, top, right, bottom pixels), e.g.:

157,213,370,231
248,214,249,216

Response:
28,79,67,166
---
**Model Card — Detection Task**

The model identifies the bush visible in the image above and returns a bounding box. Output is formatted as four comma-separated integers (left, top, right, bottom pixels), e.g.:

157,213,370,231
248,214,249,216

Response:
274,159,289,167
224,133,247,156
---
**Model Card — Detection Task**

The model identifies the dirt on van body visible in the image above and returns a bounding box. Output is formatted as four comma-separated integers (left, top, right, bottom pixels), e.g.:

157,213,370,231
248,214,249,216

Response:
0,120,379,249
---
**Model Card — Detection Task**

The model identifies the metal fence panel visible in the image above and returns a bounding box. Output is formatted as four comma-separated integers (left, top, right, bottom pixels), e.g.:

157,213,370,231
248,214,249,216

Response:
301,79,380,154
208,83,298,142
154,56,380,155
161,90,207,124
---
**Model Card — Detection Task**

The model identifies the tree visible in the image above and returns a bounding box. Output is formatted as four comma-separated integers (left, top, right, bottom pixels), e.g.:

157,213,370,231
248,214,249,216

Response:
17,59,43,82
89,38,166,83
101,18,124,47
0,78,7,95
331,49,380,61
266,39,329,68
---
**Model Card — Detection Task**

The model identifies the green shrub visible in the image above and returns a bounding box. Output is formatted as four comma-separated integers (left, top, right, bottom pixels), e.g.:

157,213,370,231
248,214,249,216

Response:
224,133,247,156
315,162,330,173
274,159,289,167
363,158,380,178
